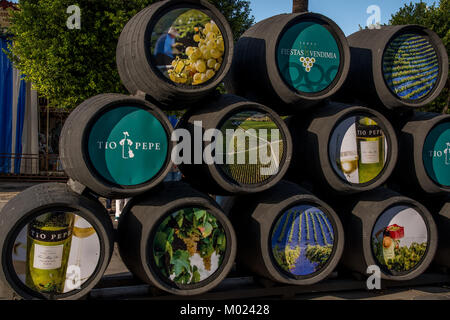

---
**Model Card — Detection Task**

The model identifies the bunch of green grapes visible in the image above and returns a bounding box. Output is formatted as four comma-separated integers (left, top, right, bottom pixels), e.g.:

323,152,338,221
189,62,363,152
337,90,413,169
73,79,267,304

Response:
169,21,224,85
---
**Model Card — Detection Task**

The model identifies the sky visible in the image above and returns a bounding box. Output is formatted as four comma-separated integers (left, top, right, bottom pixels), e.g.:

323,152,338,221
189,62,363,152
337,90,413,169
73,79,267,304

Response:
249,0,438,35
7,0,438,36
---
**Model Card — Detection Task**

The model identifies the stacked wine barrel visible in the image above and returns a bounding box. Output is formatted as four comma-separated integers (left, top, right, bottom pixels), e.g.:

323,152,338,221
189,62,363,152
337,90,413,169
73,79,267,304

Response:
0,0,449,300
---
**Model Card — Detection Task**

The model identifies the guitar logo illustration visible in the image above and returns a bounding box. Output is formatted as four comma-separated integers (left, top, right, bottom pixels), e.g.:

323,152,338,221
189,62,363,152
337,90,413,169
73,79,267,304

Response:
445,142,450,165
300,57,316,73
120,132,135,160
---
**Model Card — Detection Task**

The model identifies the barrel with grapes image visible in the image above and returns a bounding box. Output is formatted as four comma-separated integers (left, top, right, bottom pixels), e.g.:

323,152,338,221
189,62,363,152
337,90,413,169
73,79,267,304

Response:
152,207,227,285
270,205,335,276
151,9,225,86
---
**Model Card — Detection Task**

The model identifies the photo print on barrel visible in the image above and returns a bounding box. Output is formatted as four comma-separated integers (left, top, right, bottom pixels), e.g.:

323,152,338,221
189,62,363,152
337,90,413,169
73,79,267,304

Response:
329,114,388,184
277,20,341,94
423,121,450,188
371,205,429,274
152,207,227,285
87,105,169,186
217,110,285,185
270,205,336,277
11,211,101,296
383,32,440,101
150,6,225,86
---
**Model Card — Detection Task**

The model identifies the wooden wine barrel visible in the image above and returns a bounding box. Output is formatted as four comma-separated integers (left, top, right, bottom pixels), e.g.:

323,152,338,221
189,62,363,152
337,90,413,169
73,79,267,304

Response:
0,183,114,300
176,94,293,195
394,112,450,195
116,0,234,108
225,12,350,114
60,93,174,199
418,195,449,269
228,181,344,285
117,182,236,296
288,102,398,194
339,188,437,281
337,26,448,109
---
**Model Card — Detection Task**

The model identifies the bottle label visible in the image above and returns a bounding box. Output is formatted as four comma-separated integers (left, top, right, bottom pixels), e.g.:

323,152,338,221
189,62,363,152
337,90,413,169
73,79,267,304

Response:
29,227,72,242
33,244,64,270
356,125,383,138
360,141,380,164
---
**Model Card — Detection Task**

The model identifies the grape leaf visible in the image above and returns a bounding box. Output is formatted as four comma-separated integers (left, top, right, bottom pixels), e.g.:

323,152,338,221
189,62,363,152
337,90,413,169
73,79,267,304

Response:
194,209,207,221
171,250,191,277
191,266,201,283
201,222,213,238
154,231,167,252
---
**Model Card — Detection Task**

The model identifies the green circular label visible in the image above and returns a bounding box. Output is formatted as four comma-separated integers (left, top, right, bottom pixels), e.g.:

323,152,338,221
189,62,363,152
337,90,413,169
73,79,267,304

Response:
383,34,439,101
88,107,168,186
423,122,450,187
277,22,341,93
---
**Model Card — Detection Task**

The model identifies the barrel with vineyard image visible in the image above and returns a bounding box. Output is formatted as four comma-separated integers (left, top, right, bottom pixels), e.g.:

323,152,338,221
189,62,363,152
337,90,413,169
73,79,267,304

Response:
337,25,448,109
271,205,335,277
116,0,234,108
339,188,437,280
117,182,236,296
177,94,292,195
228,181,344,285
225,12,350,114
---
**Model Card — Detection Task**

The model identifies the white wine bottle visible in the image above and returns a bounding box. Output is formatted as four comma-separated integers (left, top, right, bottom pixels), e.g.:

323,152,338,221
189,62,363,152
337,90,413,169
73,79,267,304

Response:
356,117,385,183
25,212,75,294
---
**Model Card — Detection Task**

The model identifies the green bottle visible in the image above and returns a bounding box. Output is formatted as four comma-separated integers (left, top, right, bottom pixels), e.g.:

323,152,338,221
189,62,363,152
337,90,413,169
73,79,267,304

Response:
25,212,75,294
356,117,386,184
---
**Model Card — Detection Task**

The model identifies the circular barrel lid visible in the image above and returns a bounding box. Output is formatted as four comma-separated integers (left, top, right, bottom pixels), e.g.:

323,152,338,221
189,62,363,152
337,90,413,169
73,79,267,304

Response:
270,204,338,279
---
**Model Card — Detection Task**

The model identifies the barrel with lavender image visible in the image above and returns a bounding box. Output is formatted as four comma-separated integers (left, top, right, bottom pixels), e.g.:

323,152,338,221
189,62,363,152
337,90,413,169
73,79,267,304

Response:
271,205,335,276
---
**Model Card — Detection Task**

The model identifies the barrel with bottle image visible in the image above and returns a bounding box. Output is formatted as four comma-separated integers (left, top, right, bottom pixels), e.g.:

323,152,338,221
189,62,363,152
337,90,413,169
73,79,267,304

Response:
228,181,344,285
225,12,350,113
117,182,236,296
0,183,114,300
116,0,234,108
60,94,174,199
338,188,437,281
338,25,448,109
394,112,450,195
288,102,398,194
176,94,293,195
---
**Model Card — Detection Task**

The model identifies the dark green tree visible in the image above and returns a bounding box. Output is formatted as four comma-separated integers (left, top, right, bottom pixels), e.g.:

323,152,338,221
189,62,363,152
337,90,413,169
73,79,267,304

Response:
6,0,254,109
390,0,449,114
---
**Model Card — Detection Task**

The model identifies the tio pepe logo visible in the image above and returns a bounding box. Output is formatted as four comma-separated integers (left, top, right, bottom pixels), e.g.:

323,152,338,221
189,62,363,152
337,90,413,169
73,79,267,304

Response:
95,131,162,159
428,142,450,165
